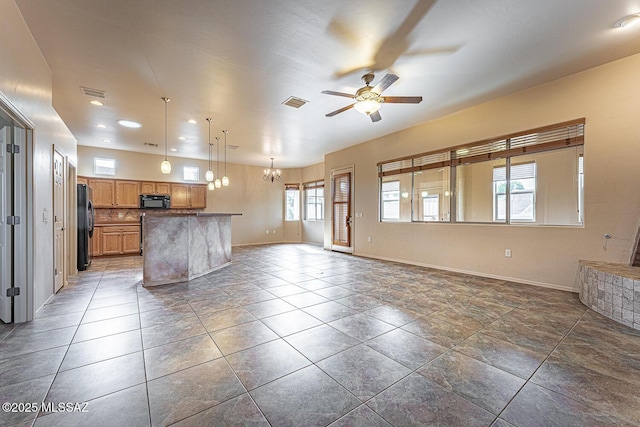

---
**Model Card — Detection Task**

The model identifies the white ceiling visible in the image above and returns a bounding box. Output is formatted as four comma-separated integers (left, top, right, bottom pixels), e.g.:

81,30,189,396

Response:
15,0,640,168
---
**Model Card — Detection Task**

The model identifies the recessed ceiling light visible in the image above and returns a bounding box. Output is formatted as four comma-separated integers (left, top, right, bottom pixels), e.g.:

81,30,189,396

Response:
96,123,107,128
178,136,186,141
616,13,640,28
90,100,103,106
117,119,142,128
102,139,111,143
188,119,197,124
170,148,178,152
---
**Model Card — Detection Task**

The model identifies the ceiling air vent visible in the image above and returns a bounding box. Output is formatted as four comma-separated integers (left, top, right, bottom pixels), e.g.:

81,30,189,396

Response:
282,96,308,109
144,142,159,147
227,145,239,150
80,86,106,99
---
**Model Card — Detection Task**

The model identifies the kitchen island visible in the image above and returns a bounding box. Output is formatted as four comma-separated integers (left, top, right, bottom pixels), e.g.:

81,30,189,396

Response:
142,212,241,286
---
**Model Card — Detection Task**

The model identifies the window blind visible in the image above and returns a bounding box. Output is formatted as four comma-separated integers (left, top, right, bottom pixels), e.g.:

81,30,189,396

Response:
284,183,299,191
378,118,584,176
493,162,536,182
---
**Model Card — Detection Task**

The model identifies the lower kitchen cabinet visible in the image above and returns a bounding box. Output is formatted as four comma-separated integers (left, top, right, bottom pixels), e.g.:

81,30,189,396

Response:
92,226,102,256
97,224,140,256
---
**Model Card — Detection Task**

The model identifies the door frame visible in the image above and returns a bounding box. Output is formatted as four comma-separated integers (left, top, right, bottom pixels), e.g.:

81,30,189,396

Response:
331,165,354,254
52,146,65,292
67,160,77,279
0,92,34,323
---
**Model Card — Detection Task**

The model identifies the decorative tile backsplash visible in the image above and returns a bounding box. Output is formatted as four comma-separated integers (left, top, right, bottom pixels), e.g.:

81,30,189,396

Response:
579,261,640,331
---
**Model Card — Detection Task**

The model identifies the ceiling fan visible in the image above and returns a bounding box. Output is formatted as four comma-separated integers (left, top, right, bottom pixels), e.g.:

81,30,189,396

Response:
322,72,422,122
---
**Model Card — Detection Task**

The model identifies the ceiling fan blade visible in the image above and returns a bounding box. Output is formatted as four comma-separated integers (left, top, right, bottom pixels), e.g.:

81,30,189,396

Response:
326,103,355,117
370,111,382,122
383,96,423,104
321,90,355,98
372,74,399,94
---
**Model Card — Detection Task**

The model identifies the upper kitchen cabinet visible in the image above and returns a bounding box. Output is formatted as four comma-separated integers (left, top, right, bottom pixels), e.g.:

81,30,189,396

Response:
189,185,206,209
141,182,170,195
88,179,115,207
115,181,140,207
170,184,206,209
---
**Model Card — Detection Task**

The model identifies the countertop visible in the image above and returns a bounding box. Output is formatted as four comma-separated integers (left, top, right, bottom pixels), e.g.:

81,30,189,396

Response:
141,212,242,217
94,222,140,226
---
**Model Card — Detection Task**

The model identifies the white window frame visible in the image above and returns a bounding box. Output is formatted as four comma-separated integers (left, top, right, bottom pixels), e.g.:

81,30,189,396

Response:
285,185,300,221
493,162,536,223
94,157,116,176
183,166,199,182
304,182,324,221
381,180,400,221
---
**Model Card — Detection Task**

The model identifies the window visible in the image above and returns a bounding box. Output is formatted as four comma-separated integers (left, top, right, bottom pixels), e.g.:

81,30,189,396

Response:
378,118,585,226
422,194,440,221
94,158,115,175
578,154,584,223
412,166,450,222
183,166,199,182
493,162,536,222
381,180,400,221
304,181,324,220
285,184,300,221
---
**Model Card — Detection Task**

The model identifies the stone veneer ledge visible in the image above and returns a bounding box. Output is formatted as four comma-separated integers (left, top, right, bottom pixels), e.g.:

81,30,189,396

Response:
579,260,640,331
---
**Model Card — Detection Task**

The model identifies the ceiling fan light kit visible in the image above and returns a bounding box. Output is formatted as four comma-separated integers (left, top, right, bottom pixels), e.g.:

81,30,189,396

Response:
617,13,640,28
322,72,422,122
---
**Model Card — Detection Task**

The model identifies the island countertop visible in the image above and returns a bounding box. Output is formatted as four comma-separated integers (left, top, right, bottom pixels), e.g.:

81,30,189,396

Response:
141,212,242,217
141,212,240,286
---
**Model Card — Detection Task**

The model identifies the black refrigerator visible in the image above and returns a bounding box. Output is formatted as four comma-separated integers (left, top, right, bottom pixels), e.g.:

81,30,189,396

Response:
77,184,94,271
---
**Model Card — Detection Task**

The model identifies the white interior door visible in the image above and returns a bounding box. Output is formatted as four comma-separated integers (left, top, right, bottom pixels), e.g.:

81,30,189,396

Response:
0,125,11,322
53,149,64,292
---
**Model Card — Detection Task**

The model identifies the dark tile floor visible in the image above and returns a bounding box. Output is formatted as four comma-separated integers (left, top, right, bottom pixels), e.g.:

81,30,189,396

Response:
1,244,640,426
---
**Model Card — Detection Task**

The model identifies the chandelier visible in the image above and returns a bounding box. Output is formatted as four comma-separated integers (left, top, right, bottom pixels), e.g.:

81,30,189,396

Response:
263,157,281,182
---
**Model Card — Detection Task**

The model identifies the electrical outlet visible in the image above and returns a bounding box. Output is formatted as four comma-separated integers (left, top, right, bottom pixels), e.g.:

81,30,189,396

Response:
505,249,512,258
368,236,372,243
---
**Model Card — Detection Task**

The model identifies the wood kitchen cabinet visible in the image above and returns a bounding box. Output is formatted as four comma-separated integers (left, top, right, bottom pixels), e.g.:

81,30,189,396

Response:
170,184,206,208
100,224,140,255
88,179,115,207
80,176,205,210
189,185,207,208
115,181,140,207
92,226,102,256
141,182,170,195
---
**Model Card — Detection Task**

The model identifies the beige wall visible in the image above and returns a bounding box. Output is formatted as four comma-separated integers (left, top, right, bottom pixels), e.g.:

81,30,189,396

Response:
1,1,77,312
324,53,640,291
78,146,286,246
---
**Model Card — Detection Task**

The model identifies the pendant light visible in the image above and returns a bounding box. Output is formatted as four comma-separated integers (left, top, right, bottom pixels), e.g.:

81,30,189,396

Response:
205,118,214,183
222,130,230,187
160,97,171,174
214,137,222,188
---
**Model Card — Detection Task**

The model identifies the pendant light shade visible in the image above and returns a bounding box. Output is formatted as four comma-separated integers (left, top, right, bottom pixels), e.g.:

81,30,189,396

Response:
160,97,171,174
222,130,230,186
205,118,214,183
208,181,215,191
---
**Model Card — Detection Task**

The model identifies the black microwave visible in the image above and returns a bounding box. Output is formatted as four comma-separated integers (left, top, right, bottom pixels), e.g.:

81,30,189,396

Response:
140,194,171,209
